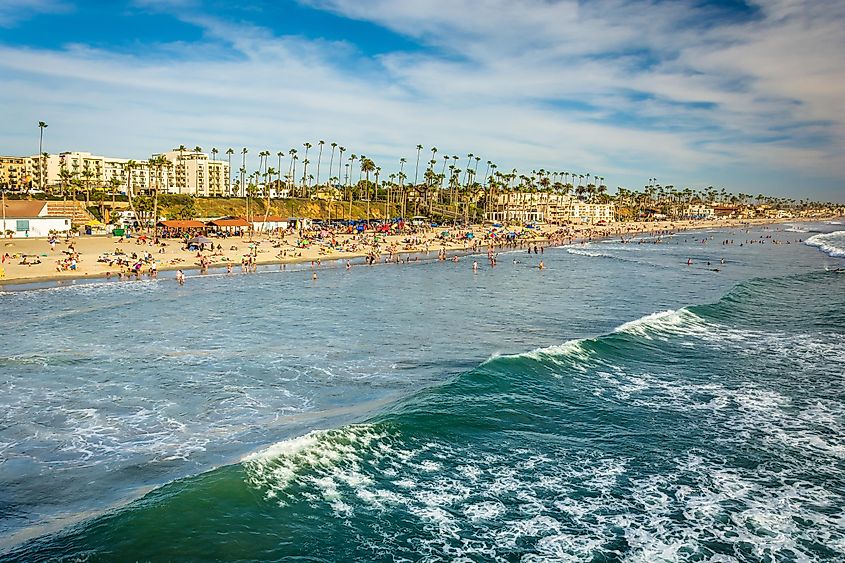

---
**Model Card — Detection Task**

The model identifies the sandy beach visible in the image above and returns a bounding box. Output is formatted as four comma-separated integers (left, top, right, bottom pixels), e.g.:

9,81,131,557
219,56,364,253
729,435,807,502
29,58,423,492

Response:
0,217,808,287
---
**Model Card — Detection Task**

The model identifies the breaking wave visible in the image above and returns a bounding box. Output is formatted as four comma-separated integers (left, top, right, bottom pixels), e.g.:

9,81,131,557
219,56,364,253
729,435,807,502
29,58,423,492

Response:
805,230,845,258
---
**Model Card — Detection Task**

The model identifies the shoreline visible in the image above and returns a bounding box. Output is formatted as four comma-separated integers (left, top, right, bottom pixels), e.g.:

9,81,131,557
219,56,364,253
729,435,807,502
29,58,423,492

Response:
0,217,832,290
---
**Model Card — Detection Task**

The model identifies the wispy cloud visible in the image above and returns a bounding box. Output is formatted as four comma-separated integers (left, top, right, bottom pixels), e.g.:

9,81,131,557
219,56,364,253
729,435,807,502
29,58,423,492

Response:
0,0,843,198
0,0,71,27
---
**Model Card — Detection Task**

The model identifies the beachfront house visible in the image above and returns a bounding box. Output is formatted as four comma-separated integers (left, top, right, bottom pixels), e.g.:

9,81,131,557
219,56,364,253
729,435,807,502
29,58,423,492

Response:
252,215,288,233
0,200,71,237
684,204,716,220
486,192,615,225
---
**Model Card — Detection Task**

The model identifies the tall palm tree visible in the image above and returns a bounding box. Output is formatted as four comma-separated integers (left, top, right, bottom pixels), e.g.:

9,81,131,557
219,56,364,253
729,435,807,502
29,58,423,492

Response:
302,142,312,195
125,160,138,224
225,148,234,196
315,140,325,188
398,157,407,218
327,142,337,189
176,144,187,194
337,146,346,187
277,151,285,194
211,147,218,161
348,154,358,189
240,147,248,199
414,144,423,187
287,148,297,192
37,121,48,192
361,158,375,225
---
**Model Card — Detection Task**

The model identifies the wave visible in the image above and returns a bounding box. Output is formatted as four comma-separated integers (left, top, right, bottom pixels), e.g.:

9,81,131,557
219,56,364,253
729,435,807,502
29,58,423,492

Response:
805,230,845,258
784,225,809,233
565,248,611,258
7,270,845,561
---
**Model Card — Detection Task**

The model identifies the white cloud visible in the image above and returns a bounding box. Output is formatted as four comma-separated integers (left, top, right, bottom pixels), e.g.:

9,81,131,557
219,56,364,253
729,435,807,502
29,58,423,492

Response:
0,0,71,27
0,0,843,199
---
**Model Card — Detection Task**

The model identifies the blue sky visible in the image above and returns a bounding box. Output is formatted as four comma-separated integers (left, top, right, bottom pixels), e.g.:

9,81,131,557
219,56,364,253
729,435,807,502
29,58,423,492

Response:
1,0,844,200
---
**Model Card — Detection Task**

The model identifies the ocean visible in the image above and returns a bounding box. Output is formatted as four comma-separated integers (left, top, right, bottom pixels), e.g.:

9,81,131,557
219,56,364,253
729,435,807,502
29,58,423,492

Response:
1,221,843,561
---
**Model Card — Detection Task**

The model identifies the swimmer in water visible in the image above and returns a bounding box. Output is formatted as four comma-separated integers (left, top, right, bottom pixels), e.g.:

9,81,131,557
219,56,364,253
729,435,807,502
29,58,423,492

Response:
176,270,185,285
538,261,545,270
312,272,318,280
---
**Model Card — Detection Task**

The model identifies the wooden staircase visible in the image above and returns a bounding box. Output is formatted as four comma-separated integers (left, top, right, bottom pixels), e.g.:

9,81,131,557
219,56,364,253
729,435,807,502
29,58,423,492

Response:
45,201,95,226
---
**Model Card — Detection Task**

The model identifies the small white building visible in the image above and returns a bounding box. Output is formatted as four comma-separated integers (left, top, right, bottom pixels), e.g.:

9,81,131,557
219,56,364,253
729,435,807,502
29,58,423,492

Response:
252,215,289,232
1,200,72,237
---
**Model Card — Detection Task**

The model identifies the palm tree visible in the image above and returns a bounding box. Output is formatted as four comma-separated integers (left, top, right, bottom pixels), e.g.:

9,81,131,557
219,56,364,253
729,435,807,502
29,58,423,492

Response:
225,148,234,196
302,142,312,195
148,155,168,232
315,140,325,188
125,160,138,224
327,142,337,188
240,147,248,199
277,151,285,194
211,147,218,161
287,148,297,192
361,158,375,225
37,121,47,192
398,157,407,217
414,144,423,187
58,162,73,202
176,144,187,194
348,154,358,189
337,146,346,187
261,166,276,231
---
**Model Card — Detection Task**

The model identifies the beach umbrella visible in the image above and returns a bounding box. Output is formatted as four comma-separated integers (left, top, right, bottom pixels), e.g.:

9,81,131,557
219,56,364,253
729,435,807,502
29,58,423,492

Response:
188,236,213,245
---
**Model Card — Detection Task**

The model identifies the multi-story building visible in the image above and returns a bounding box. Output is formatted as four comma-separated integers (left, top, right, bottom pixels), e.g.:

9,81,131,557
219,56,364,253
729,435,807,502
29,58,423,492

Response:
207,159,230,196
683,204,716,220
155,149,230,196
566,200,616,224
13,148,228,196
486,192,615,225
0,156,29,190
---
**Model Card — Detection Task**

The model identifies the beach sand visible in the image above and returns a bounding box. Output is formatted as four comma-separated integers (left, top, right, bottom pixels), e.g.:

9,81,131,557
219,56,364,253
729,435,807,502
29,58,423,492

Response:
0,218,801,286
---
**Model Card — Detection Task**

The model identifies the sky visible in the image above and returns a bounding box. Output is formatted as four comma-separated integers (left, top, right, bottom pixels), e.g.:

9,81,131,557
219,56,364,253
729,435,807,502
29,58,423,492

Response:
1,0,844,201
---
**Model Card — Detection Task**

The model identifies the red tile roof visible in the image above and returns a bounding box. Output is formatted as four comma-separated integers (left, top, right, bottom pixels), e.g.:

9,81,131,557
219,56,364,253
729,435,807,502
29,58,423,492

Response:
157,220,206,228
207,218,251,227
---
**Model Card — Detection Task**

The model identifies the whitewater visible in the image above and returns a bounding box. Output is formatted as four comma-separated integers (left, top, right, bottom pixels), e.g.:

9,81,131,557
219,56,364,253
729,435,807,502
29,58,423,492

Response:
1,221,844,561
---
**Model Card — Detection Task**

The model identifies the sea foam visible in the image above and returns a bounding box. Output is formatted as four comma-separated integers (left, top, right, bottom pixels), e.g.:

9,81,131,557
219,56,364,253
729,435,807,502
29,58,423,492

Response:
805,230,845,258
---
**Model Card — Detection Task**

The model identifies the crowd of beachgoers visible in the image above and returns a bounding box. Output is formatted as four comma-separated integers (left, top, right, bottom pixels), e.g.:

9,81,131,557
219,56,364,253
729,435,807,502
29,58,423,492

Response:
0,217,817,285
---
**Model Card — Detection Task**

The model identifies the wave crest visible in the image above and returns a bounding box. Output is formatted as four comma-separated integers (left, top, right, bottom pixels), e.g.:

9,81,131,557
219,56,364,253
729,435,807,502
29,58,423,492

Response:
805,231,845,258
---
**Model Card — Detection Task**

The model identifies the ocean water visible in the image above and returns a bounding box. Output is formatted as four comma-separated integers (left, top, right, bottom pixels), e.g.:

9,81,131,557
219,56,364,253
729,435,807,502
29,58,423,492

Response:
1,221,844,561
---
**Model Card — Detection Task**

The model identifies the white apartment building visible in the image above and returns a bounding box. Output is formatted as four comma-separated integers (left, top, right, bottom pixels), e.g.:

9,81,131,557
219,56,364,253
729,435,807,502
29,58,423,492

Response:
486,192,615,225
23,148,229,196
26,152,154,195
155,149,230,196
683,204,716,220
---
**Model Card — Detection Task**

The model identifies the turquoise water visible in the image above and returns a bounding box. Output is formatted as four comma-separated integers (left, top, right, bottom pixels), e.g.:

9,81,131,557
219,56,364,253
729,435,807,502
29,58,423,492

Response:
1,222,844,561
